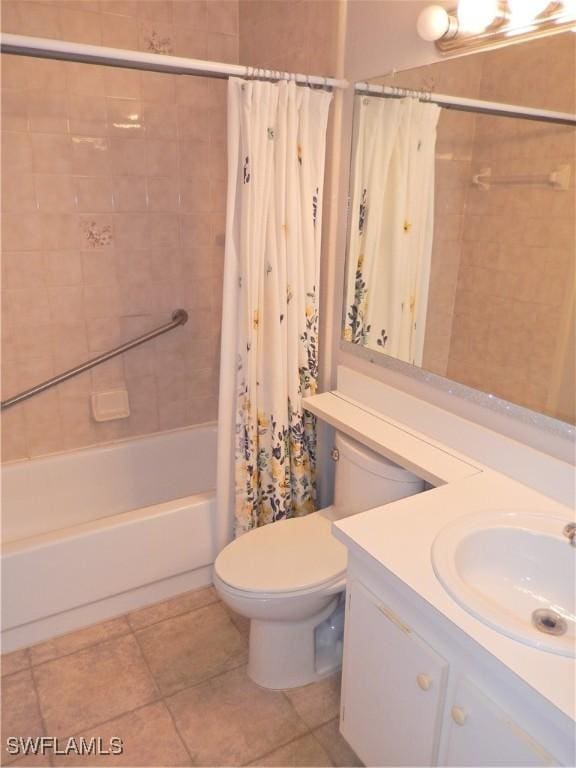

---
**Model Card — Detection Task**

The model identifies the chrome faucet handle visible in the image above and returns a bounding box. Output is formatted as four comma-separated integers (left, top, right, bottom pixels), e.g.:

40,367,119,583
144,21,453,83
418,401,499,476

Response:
563,522,576,547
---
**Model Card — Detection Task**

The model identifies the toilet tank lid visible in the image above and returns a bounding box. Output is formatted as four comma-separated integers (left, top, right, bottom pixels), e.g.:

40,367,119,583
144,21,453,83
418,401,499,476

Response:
214,512,347,594
336,432,423,483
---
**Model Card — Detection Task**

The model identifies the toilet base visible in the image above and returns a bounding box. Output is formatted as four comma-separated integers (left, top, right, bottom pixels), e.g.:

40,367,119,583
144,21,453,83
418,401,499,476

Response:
247,596,341,689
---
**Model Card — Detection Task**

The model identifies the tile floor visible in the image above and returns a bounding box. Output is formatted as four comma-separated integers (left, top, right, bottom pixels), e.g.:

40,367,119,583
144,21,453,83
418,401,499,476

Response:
1,586,362,767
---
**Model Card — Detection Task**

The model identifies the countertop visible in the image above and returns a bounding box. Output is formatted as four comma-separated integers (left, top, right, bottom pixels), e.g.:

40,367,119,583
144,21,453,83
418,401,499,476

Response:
333,468,575,722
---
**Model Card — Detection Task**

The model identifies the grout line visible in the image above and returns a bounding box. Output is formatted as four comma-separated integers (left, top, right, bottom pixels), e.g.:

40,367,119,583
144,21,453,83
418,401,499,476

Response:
239,729,317,768
28,665,53,768
24,624,134,671
127,593,221,634
18,588,220,671
129,625,194,767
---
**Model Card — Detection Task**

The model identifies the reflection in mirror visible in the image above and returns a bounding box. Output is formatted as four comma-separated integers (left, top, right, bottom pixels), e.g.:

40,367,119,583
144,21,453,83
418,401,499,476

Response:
342,34,575,425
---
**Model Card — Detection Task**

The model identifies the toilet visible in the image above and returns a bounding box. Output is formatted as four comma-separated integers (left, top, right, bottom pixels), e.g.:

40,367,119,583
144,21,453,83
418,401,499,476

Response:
214,432,425,689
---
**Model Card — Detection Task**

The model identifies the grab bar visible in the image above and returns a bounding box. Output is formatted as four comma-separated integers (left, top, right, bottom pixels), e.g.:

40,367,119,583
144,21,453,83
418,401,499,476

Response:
0,309,188,411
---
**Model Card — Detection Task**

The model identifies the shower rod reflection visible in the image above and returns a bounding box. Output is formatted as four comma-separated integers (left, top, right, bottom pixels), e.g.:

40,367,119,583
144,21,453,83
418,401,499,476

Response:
0,309,189,411
356,83,576,127
0,33,347,89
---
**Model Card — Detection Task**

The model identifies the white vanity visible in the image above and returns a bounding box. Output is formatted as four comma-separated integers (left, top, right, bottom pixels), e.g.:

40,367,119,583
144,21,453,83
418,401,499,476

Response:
304,369,575,767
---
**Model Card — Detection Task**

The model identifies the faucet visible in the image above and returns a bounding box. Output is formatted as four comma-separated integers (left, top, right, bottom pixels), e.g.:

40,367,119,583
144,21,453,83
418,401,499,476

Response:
563,522,576,547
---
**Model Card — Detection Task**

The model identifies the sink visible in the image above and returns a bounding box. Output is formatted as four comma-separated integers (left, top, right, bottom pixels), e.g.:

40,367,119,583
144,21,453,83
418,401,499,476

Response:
432,510,576,657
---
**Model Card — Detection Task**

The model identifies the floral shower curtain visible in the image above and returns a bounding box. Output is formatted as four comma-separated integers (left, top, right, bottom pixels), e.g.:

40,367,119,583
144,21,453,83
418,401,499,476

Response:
344,96,440,365
217,78,332,538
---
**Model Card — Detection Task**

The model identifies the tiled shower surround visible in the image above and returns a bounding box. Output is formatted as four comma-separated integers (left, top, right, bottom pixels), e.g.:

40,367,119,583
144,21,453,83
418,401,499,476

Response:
1,0,340,461
0,586,361,767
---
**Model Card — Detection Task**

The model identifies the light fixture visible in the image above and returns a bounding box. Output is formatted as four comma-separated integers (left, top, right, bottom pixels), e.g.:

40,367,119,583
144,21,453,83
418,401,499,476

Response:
457,0,499,33
416,5,456,41
507,0,552,26
417,0,576,52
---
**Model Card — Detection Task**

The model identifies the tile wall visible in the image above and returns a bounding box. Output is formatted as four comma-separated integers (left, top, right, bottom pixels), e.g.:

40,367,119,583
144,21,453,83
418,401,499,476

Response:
1,0,239,461
238,0,340,77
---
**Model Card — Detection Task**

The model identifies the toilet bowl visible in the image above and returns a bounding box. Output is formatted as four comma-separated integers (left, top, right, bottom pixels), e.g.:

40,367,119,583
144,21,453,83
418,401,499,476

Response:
214,432,425,689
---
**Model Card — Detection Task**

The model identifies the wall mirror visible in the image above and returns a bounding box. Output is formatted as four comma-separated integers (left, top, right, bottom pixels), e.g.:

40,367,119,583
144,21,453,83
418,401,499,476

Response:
341,33,575,425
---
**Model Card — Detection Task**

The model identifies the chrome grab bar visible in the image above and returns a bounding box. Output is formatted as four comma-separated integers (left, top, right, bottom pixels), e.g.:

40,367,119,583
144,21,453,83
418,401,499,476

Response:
0,309,188,411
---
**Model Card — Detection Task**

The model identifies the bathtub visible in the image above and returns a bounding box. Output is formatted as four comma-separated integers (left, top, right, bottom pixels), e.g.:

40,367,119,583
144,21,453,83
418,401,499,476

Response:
1,424,218,652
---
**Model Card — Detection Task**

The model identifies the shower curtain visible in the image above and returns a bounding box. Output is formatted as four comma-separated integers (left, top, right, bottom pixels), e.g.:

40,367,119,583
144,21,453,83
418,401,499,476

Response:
344,96,440,365
217,78,332,539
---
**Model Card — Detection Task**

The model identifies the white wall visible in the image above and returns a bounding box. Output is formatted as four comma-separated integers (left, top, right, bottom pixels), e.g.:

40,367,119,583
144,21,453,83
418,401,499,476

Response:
321,0,575,467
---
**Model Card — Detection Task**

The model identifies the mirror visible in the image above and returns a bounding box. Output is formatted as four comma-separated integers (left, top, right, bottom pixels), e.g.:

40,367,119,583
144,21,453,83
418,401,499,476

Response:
342,33,575,425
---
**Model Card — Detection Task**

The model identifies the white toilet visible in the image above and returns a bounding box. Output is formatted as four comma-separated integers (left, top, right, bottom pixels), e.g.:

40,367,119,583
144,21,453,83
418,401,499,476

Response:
214,432,425,689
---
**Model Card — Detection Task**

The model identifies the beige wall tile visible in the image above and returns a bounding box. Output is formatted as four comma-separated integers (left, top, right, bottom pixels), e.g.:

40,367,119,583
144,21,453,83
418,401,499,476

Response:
2,132,33,173
1,89,29,132
71,136,110,176
112,176,148,212
2,173,37,212
34,175,77,213
59,7,102,45
74,176,114,212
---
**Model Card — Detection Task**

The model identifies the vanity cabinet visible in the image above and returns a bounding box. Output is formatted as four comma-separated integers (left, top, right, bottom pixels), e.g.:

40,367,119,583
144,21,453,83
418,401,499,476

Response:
340,580,448,766
341,576,566,767
440,676,559,767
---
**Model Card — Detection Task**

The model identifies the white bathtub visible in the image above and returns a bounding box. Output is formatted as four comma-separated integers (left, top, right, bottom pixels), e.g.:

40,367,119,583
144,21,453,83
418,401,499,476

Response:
1,424,218,652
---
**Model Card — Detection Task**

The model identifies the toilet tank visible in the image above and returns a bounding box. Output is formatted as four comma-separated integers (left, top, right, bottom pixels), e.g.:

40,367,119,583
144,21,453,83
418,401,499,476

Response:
332,432,425,520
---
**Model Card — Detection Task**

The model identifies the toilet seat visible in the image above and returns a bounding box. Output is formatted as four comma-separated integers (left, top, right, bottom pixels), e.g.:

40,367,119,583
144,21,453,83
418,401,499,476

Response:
214,510,347,596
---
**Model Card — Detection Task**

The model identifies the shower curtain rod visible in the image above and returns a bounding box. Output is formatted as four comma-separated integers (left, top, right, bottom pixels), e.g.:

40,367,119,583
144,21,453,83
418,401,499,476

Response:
355,83,576,127
0,33,348,89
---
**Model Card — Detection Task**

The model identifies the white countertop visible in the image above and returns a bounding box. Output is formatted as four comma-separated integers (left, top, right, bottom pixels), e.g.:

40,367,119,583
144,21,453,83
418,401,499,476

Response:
333,468,576,722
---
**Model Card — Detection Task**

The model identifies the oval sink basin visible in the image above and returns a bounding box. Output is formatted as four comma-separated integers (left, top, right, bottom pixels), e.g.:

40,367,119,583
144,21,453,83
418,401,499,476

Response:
432,510,576,657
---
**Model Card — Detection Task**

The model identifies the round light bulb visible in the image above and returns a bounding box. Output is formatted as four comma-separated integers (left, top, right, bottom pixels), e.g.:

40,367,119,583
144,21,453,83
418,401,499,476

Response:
417,5,451,41
457,0,499,33
507,0,551,25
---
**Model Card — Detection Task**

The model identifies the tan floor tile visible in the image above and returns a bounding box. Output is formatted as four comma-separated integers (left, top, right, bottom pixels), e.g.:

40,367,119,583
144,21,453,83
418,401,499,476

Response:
135,602,247,695
127,586,219,631
284,673,341,729
313,719,363,768
1,649,30,677
1,670,44,766
6,752,52,767
166,666,308,767
224,606,250,641
51,702,189,767
250,733,333,767
29,618,131,666
33,635,159,737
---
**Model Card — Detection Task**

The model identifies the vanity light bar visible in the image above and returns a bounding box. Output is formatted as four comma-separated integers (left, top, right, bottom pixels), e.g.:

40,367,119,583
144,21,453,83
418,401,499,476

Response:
355,83,576,127
417,1,576,54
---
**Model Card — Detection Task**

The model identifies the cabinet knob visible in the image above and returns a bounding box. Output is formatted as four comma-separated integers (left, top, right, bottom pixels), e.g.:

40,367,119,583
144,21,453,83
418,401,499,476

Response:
451,706,468,726
416,674,432,691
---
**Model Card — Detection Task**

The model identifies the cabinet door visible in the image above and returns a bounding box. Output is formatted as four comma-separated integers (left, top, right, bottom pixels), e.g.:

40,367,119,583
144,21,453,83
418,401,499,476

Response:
340,580,448,767
442,677,560,767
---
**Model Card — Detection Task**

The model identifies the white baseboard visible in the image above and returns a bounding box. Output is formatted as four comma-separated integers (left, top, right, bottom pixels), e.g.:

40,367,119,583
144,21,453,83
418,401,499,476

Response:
1,565,213,653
